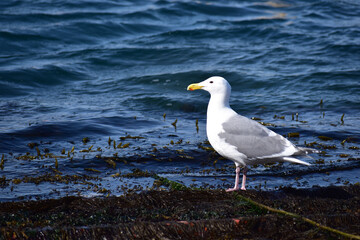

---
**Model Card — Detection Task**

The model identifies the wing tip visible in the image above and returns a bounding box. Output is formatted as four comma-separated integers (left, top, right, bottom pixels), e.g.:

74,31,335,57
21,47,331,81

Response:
297,147,320,155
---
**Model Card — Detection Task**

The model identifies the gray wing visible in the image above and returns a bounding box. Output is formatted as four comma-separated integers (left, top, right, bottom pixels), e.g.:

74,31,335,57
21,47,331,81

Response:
218,115,292,159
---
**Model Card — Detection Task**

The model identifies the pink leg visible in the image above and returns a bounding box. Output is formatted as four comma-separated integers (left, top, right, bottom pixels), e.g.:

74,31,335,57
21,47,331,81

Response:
241,166,248,190
226,166,240,192
226,166,248,192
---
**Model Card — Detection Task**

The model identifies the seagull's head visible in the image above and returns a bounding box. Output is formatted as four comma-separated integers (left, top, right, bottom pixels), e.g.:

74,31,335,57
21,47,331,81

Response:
187,76,231,96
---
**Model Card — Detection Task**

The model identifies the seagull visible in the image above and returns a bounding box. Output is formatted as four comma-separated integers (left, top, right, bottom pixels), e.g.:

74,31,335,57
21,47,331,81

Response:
187,76,317,191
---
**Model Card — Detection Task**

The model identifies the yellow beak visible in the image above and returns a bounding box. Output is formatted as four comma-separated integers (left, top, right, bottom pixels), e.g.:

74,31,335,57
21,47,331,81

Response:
187,83,203,91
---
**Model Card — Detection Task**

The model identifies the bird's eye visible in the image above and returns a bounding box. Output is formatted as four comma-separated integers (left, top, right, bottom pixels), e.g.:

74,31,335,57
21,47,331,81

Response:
210,81,213,83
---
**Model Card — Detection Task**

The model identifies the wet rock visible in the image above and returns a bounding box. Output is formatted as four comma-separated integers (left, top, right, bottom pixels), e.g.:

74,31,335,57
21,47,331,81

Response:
0,185,359,239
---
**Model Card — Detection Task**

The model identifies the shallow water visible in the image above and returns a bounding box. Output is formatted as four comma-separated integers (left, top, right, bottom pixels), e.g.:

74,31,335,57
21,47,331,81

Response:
0,0,359,201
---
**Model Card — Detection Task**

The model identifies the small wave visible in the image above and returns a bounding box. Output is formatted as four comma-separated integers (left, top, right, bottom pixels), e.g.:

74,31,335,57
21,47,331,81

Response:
0,30,58,42
0,65,88,90
122,10,161,21
175,1,258,17
92,115,162,130
8,121,109,139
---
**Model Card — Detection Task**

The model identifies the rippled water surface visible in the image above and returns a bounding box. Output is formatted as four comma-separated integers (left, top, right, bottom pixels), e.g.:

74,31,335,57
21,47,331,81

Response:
0,0,359,201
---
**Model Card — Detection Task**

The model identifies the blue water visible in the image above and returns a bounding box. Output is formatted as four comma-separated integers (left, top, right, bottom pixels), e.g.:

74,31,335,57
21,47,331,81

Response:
0,0,359,201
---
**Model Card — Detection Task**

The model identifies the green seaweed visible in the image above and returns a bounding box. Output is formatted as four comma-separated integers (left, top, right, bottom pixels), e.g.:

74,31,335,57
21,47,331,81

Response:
0,154,4,170
9,173,99,186
85,168,101,173
171,119,177,129
0,176,7,187
318,136,333,141
120,135,145,140
258,121,276,127
349,146,360,150
198,143,214,152
274,115,285,119
315,159,325,164
35,147,41,157
80,145,94,153
122,168,152,178
105,159,116,169
341,113,345,124
251,117,262,121
16,153,37,161
121,143,130,148
287,132,300,138
27,142,39,149
153,174,188,190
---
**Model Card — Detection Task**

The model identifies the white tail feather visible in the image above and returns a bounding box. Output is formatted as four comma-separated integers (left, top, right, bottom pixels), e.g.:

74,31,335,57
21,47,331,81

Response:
282,157,311,166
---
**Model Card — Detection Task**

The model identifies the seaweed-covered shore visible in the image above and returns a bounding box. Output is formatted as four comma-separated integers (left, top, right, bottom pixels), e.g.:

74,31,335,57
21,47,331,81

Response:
1,184,360,239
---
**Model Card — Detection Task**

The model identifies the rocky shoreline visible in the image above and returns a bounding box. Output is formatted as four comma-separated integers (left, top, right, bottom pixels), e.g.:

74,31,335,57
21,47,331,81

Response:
1,184,360,239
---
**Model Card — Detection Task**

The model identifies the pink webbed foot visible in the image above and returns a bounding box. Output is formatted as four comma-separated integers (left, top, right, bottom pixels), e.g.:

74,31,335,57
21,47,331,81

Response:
226,187,246,192
226,187,239,192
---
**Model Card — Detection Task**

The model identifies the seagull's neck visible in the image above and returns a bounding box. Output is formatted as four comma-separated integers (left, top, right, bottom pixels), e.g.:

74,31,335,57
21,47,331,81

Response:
207,92,231,117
